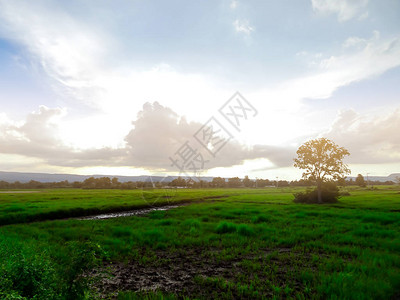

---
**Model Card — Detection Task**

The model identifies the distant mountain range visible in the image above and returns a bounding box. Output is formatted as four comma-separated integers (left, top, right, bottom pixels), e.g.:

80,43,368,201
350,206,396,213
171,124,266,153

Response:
0,171,214,183
0,171,398,183
348,173,400,182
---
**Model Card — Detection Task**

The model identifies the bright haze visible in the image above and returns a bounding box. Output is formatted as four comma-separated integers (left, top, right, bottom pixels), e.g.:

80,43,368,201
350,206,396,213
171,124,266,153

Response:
0,0,399,180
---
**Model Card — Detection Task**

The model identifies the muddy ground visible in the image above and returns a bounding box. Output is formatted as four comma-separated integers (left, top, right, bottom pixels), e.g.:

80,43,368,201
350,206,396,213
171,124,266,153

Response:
91,247,320,299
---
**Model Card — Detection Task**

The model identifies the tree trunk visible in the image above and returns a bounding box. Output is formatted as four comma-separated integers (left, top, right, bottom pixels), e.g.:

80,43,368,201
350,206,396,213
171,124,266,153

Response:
317,180,322,204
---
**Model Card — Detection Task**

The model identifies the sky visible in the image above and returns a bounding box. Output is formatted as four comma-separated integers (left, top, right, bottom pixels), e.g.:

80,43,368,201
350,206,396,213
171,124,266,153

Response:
0,0,399,180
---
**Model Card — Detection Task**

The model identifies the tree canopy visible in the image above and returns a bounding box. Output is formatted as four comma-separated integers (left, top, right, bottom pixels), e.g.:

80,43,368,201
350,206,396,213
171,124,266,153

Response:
294,138,350,203
356,174,366,187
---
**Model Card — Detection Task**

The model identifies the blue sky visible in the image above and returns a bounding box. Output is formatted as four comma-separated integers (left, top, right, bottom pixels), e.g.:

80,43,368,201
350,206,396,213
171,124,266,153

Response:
0,0,399,179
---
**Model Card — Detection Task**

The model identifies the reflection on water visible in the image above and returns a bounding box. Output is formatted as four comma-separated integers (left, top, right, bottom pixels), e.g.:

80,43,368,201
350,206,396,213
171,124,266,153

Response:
77,204,182,220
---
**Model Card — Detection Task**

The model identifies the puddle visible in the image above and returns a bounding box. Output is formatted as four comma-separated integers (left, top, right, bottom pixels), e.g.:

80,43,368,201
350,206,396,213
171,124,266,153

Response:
77,204,183,220
76,195,226,221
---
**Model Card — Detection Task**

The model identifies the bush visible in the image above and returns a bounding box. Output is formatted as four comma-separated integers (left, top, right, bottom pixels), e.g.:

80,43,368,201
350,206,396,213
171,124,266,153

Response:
293,182,340,204
0,238,59,299
57,241,104,299
0,237,105,300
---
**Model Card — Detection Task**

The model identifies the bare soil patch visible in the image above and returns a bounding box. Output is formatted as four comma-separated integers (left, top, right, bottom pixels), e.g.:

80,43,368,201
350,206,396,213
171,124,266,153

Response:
91,247,319,299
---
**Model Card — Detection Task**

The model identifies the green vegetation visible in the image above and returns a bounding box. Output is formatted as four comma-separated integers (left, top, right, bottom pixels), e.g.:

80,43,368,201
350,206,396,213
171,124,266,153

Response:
294,138,350,203
0,189,234,226
356,174,367,187
293,182,340,204
0,186,399,299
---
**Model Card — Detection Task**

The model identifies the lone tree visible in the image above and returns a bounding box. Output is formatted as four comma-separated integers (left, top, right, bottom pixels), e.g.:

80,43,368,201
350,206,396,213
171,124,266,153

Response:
355,174,366,187
294,138,350,203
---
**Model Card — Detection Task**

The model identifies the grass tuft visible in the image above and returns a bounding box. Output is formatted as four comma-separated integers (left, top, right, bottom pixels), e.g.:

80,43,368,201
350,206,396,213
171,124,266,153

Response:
216,221,237,234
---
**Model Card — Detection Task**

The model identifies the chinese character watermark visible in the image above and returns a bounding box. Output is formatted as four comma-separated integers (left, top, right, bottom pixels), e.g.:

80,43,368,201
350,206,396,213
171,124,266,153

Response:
219,91,257,132
142,92,258,205
141,174,177,206
169,91,257,180
193,117,233,157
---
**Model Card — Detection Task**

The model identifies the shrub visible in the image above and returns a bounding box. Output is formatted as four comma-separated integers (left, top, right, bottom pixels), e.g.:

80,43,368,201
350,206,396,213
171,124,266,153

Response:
293,182,340,204
58,241,104,299
0,238,59,299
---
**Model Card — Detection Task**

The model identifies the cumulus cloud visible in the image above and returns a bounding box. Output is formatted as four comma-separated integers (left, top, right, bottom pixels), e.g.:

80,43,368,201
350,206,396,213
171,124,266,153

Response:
311,0,368,22
0,106,125,167
325,108,400,164
0,0,228,123
1,1,397,149
0,106,65,152
123,102,293,171
1,1,398,177
0,103,293,171
124,102,200,169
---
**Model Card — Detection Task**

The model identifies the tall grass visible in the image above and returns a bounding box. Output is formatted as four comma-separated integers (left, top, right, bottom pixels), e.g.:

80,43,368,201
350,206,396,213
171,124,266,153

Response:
0,187,399,298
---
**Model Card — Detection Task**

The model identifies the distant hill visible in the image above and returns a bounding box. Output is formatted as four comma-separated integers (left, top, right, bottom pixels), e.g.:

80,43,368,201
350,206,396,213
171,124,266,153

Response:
0,171,398,184
388,173,400,182
0,171,214,183
348,173,400,182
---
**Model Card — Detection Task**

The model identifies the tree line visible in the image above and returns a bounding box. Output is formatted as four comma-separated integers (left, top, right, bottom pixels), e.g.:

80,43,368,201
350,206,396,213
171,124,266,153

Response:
0,175,396,190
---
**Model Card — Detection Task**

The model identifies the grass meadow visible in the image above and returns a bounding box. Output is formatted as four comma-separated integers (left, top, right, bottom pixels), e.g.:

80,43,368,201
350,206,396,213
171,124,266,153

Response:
0,186,400,299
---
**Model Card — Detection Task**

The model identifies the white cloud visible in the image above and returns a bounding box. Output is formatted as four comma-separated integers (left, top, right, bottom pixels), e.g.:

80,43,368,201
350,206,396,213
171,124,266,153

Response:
0,0,233,147
0,106,64,147
233,19,254,35
240,32,400,152
0,1,109,107
0,106,126,167
230,0,238,9
123,102,294,171
0,103,294,172
325,108,400,164
283,31,400,100
342,30,379,49
0,1,399,178
311,0,368,22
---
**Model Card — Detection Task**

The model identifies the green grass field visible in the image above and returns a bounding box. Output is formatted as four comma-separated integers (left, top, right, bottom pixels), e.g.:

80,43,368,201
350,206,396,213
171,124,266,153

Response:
1,186,400,299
